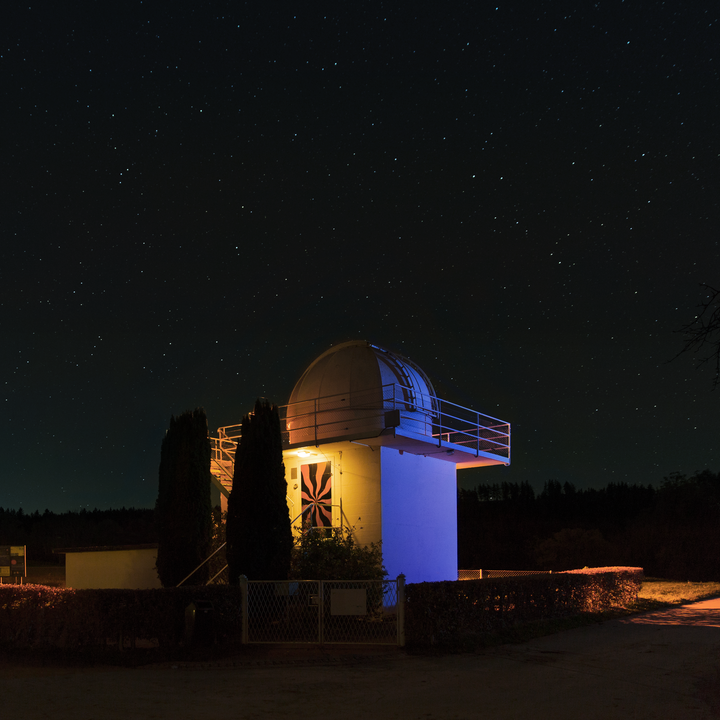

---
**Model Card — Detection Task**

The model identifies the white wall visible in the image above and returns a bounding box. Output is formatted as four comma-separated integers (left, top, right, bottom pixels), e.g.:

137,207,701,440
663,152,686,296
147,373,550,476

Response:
380,448,457,584
65,548,161,589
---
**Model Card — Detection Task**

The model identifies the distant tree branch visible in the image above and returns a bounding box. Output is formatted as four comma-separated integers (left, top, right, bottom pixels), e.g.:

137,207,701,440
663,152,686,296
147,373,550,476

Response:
675,283,720,389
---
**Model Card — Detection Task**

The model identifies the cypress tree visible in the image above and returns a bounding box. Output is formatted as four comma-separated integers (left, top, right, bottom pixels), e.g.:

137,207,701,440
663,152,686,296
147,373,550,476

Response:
226,399,292,582
155,408,213,587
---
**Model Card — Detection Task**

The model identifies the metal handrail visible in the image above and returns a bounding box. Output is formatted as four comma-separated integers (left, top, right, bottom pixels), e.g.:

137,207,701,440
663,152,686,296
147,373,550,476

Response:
207,564,229,585
280,383,510,460
291,502,337,529
176,542,227,587
212,382,510,461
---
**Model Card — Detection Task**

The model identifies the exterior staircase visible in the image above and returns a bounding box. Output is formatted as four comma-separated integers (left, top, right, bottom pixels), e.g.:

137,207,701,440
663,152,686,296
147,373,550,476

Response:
209,424,241,501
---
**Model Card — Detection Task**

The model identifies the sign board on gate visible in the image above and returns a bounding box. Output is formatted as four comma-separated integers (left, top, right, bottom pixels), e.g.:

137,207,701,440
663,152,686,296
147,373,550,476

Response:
0,546,26,577
331,588,367,615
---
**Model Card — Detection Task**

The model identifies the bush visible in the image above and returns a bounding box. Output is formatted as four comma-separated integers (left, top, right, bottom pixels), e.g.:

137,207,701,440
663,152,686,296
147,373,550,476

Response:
405,567,643,649
0,584,243,650
535,528,615,570
290,525,386,581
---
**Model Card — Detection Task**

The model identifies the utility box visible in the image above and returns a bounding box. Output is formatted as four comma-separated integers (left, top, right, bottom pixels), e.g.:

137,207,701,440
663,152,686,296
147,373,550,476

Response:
184,600,216,646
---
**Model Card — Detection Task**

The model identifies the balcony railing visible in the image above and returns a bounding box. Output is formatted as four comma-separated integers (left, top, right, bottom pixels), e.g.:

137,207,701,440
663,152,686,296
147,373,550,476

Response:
211,384,510,463
281,383,510,460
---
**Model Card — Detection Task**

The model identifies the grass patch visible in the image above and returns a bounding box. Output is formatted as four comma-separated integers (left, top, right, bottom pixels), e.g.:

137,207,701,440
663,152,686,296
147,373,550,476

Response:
638,578,720,606
517,578,720,641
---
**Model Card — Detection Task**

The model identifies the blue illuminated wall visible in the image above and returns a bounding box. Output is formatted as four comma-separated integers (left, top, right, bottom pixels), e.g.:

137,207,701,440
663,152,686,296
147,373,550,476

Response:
380,447,457,584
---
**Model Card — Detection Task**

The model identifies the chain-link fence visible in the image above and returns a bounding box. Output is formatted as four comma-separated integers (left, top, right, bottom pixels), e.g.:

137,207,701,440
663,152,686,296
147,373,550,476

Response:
458,569,552,580
240,577,404,645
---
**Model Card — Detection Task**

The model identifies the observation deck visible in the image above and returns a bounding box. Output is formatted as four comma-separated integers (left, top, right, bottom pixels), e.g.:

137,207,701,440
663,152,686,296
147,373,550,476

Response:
209,341,510,498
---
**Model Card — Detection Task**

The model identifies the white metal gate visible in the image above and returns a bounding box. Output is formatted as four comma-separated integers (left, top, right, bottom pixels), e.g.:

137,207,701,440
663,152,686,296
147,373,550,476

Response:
239,576,405,646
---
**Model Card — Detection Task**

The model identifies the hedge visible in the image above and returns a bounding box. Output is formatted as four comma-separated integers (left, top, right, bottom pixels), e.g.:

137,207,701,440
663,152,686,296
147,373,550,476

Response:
0,584,243,650
405,566,643,648
1,567,643,651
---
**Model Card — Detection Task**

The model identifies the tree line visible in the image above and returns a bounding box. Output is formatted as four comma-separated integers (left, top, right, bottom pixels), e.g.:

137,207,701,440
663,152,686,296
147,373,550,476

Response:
459,470,720,581
0,506,157,564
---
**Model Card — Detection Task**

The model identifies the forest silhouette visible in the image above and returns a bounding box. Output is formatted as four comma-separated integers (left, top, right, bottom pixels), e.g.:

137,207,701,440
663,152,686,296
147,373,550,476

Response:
0,507,157,564
459,469,720,581
1,469,718,581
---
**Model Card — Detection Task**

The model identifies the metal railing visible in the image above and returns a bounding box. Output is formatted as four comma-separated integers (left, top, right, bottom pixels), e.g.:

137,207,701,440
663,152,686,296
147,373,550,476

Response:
280,383,510,458
176,543,228,587
239,575,405,645
211,383,510,462
210,426,241,475
209,425,242,496
458,569,552,581
290,501,356,538
210,423,293,508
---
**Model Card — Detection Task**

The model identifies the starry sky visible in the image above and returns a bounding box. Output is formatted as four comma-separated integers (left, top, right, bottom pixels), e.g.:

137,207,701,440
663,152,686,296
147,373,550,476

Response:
3,1,718,512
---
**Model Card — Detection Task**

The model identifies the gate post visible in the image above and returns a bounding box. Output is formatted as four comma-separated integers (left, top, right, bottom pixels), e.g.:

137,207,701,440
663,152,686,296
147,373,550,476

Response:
240,575,248,644
397,574,405,647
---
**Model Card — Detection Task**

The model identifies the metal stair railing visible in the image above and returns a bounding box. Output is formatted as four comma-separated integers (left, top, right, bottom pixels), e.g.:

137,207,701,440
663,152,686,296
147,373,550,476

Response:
176,542,228,587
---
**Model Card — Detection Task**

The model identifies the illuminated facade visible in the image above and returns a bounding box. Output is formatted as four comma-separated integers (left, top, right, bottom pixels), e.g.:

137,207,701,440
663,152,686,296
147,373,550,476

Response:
211,341,510,584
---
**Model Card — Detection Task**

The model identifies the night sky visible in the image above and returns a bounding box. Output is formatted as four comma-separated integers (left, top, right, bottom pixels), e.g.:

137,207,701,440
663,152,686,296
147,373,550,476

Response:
3,2,718,512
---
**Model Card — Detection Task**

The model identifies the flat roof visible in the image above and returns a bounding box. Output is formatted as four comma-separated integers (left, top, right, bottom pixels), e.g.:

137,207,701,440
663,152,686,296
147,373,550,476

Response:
53,544,158,554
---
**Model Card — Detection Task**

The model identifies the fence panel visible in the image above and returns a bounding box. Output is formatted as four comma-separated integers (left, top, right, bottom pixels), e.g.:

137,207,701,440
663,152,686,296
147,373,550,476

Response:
323,580,399,644
458,569,552,580
246,581,319,643
244,579,401,645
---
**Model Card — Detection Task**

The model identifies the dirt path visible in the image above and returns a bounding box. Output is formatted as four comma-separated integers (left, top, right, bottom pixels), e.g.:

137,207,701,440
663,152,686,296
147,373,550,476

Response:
3,599,719,719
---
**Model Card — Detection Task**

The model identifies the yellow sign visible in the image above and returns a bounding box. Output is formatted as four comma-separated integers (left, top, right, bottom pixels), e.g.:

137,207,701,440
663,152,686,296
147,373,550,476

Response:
0,546,26,577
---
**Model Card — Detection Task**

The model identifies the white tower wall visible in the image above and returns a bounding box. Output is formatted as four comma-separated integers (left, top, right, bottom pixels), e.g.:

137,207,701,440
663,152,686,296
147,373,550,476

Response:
380,447,457,584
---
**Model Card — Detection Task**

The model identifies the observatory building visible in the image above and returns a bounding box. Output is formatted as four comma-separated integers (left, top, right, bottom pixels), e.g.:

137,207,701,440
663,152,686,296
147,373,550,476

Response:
211,341,510,584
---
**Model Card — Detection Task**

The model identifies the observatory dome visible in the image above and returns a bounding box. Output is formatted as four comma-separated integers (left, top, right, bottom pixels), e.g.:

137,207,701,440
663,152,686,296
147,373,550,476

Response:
286,341,438,445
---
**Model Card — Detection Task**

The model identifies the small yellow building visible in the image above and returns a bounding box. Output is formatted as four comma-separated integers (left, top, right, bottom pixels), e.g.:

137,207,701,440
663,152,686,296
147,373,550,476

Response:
211,341,510,584
56,545,161,589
